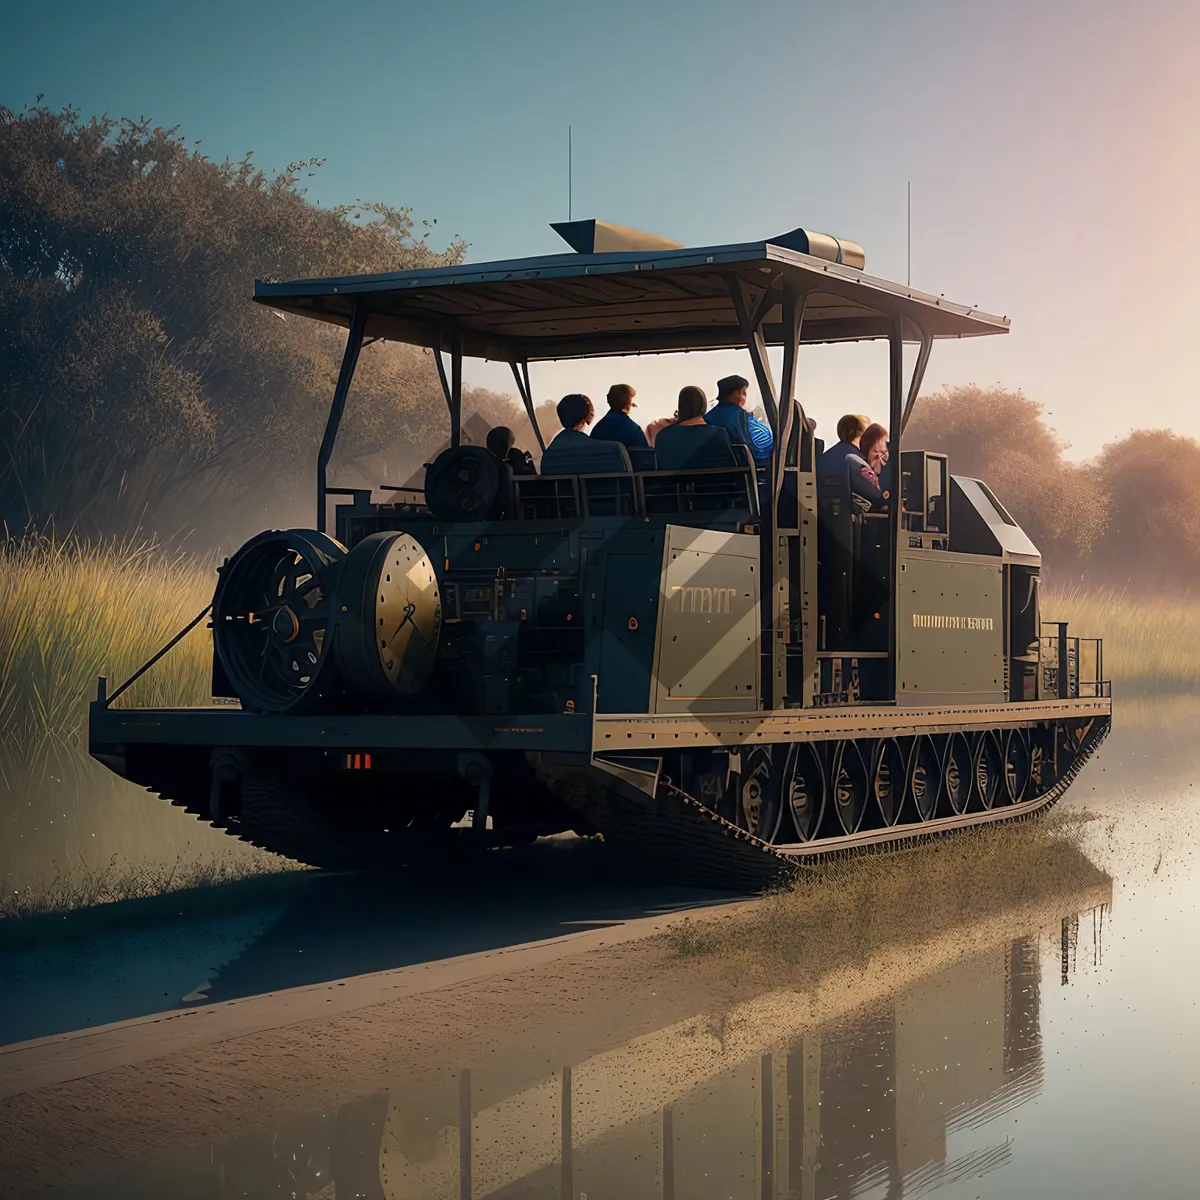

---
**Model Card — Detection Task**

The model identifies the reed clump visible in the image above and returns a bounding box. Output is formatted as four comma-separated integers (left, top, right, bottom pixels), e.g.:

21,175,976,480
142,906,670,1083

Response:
0,535,213,775
666,811,1109,982
1043,586,1200,685
0,850,290,920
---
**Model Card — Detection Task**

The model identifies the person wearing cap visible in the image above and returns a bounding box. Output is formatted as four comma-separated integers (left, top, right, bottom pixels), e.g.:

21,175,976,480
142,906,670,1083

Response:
704,374,774,460
590,383,648,450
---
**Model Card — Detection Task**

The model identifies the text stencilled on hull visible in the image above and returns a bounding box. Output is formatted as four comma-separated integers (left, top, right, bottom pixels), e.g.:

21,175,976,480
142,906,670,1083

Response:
669,585,739,615
911,613,995,630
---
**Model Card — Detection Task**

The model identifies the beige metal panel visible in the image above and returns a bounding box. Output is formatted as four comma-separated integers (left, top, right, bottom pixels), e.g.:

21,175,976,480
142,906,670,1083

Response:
896,549,1004,706
652,526,761,714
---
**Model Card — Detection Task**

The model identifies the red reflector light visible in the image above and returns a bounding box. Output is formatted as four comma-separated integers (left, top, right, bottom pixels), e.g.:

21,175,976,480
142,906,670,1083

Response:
364,753,372,769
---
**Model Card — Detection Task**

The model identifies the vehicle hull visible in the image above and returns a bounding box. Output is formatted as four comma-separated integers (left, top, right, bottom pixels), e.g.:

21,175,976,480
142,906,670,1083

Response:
89,697,1110,889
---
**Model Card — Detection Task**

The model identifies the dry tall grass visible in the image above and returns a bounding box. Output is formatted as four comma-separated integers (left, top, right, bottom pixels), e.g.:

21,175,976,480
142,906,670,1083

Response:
666,811,1110,983
0,537,213,776
1043,587,1200,685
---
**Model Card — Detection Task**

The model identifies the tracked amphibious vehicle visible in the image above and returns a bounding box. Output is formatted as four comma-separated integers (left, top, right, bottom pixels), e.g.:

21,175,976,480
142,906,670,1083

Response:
88,219,1111,888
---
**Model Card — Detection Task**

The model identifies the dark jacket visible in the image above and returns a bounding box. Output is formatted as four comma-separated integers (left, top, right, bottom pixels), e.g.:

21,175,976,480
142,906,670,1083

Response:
819,440,883,504
704,401,773,460
590,409,649,449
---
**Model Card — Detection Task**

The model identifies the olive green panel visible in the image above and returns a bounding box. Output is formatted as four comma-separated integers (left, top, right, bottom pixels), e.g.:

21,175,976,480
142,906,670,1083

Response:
896,549,1004,706
652,526,760,714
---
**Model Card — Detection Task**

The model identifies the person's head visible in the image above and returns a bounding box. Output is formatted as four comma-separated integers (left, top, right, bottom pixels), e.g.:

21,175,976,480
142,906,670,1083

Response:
860,422,888,464
485,425,515,458
606,383,636,414
716,374,750,407
677,385,708,422
557,393,594,431
835,413,870,446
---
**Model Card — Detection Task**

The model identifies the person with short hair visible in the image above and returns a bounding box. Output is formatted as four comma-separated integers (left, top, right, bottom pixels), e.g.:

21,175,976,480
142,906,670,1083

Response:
704,374,773,460
555,393,594,435
590,383,648,449
819,412,882,504
485,425,536,475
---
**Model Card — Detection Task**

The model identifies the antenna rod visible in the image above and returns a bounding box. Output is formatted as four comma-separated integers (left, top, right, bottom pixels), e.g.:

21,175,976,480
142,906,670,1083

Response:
568,125,572,221
907,180,911,287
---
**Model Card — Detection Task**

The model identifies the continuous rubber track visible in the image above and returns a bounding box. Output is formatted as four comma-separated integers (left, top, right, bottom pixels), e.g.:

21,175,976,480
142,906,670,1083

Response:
139,719,1109,886
535,718,1111,892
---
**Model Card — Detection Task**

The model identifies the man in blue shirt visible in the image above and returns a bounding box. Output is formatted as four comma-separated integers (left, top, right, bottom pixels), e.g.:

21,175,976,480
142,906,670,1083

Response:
704,374,774,460
590,383,649,449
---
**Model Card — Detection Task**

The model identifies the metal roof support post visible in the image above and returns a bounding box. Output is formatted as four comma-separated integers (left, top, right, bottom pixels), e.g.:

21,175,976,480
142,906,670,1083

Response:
726,275,780,432
888,316,905,701
727,271,786,708
899,324,934,434
316,300,368,533
773,283,809,707
509,358,547,452
451,328,464,448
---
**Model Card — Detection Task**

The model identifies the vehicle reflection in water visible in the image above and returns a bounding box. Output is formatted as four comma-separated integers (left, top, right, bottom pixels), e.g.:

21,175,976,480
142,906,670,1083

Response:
60,890,1110,1200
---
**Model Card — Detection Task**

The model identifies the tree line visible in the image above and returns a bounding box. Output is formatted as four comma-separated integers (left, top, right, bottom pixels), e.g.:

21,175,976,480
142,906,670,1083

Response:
1,104,1191,589
0,102,537,546
905,385,1195,591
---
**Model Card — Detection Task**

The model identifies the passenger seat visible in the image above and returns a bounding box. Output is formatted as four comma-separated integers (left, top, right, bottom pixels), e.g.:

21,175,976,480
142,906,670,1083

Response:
540,437,633,476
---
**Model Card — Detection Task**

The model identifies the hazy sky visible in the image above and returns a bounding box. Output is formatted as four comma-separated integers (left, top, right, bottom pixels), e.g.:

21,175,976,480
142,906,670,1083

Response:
4,0,1198,457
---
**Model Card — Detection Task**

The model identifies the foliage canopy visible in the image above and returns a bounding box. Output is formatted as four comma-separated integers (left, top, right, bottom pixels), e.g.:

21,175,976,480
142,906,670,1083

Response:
0,103,530,541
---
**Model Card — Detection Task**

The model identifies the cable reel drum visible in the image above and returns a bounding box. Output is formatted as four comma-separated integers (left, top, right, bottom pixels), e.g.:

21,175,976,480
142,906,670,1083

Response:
212,528,442,713
211,529,347,714
333,531,442,701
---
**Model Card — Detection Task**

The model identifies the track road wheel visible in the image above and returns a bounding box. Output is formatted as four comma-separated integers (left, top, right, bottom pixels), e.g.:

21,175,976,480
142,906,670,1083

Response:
942,732,973,816
739,745,783,842
831,740,869,836
1003,728,1032,804
907,735,941,822
871,738,906,826
973,731,1004,810
782,742,826,842
1028,723,1058,795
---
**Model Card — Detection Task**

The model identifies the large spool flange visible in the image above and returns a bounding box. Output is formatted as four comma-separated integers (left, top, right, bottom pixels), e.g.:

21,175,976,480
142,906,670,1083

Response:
333,531,442,700
212,528,346,714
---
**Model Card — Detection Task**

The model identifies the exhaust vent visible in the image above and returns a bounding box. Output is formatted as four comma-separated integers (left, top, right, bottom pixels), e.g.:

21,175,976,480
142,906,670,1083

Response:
768,227,866,270
551,219,684,254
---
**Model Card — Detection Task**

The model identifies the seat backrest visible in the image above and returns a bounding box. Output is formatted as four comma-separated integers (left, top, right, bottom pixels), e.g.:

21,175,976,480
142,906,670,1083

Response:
654,423,737,471
541,432,632,476
627,445,657,472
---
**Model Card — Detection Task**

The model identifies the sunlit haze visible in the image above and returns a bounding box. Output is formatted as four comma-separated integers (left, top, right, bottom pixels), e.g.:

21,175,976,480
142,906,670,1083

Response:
4,0,1198,457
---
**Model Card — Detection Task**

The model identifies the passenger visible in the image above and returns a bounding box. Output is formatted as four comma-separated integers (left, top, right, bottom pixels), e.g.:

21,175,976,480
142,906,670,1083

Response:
645,413,674,447
485,425,537,475
704,374,773,460
651,386,710,458
818,413,883,505
548,393,594,442
589,383,649,450
859,422,891,496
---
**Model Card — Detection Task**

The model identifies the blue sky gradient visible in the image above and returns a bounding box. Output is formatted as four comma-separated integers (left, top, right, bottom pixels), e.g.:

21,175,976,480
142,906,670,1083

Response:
4,0,1198,454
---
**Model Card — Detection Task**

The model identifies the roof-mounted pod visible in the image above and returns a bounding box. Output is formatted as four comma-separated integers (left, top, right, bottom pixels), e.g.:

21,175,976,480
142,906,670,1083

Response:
550,219,685,254
768,227,866,270
550,218,865,270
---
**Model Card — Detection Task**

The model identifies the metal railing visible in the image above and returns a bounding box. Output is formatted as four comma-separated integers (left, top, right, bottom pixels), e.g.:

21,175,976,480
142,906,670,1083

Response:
1040,622,1108,699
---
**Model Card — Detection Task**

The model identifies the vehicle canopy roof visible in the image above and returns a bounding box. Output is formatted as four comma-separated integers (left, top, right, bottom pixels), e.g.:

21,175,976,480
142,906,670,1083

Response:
253,221,1008,362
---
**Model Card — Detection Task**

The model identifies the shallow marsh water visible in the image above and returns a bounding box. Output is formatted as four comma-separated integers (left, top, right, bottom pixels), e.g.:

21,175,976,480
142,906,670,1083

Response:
9,693,1200,1198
